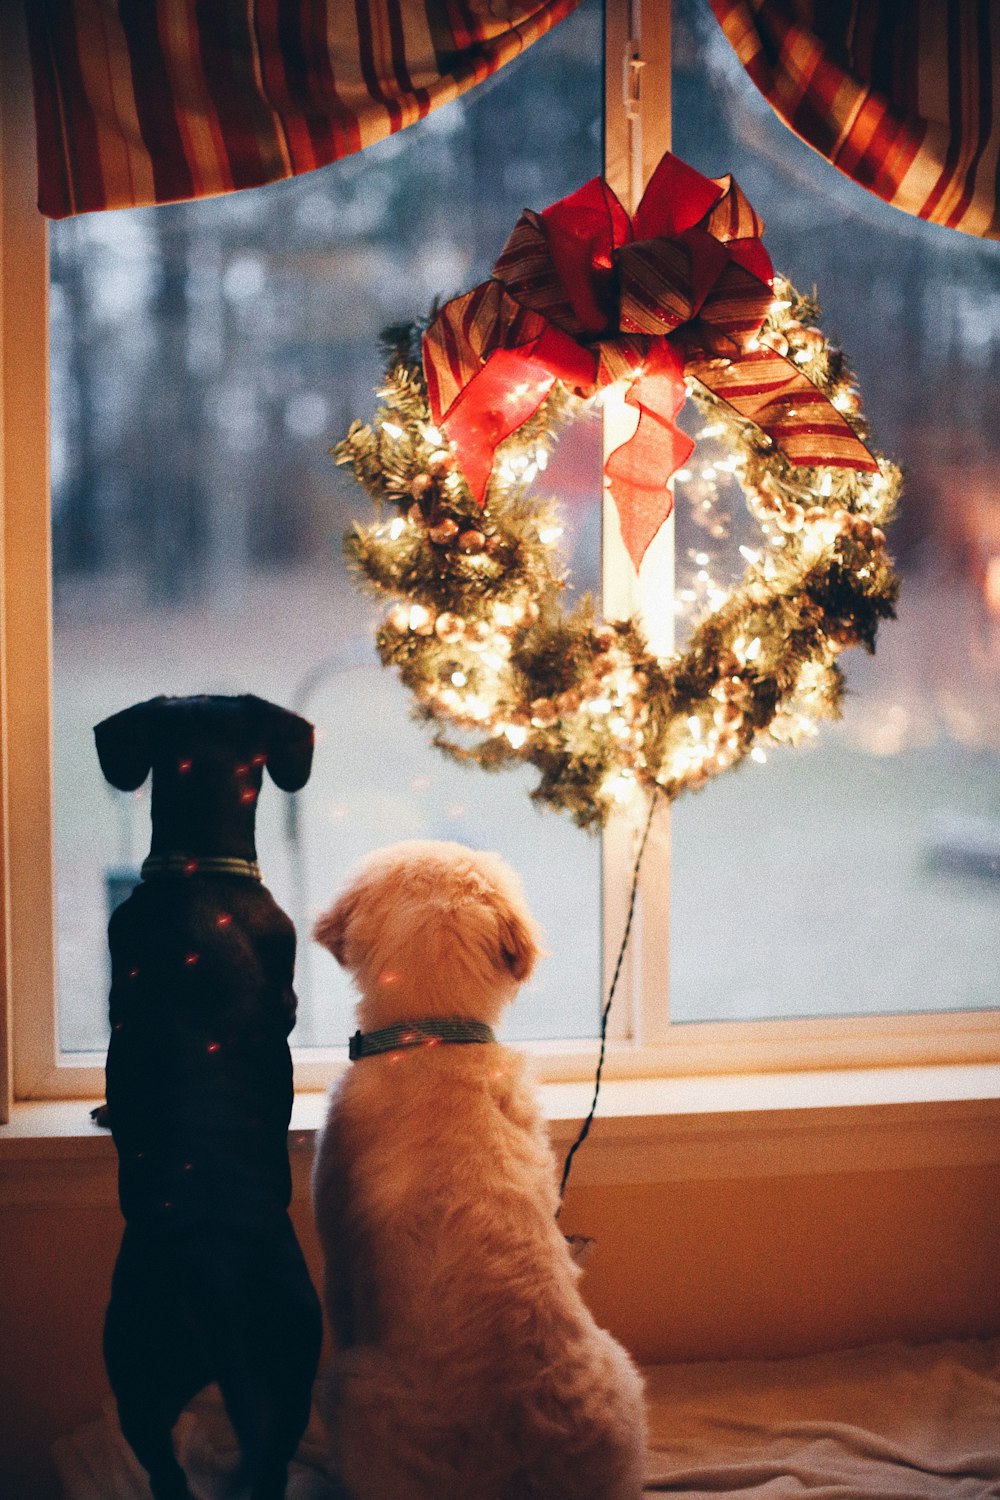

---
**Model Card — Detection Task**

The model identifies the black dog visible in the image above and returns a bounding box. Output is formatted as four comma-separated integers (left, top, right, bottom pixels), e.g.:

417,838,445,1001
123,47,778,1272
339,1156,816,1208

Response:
95,694,323,1500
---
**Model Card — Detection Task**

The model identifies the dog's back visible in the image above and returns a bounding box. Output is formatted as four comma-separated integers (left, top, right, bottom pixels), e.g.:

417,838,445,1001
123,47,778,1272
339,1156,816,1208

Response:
311,840,647,1500
95,694,322,1500
107,874,297,1229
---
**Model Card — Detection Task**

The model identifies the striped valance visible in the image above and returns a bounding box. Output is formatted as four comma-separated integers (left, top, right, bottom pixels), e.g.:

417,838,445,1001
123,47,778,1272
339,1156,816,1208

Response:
709,0,1000,240
26,0,580,219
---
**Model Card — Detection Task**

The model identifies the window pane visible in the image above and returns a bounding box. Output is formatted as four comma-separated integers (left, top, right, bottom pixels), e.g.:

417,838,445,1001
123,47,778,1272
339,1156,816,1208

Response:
670,0,1000,1021
50,0,604,1052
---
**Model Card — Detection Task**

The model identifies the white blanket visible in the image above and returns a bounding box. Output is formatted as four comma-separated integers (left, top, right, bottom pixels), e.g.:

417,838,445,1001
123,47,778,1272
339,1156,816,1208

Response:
644,1339,1000,1497
53,1339,1000,1499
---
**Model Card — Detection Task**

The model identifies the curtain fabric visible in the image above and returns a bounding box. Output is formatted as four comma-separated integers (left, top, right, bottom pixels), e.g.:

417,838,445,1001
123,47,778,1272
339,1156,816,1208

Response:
709,0,1000,239
26,0,580,219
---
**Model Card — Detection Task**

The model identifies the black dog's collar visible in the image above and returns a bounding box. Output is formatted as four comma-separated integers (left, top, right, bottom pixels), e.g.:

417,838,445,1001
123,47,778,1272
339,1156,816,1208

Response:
141,854,263,882
348,1019,496,1060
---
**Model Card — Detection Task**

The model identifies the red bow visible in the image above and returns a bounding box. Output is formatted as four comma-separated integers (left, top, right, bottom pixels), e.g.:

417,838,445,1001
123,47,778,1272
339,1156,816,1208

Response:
422,152,877,571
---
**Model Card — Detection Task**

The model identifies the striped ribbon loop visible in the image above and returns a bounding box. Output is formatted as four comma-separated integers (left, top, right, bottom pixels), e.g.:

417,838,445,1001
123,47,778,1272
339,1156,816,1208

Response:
422,149,878,572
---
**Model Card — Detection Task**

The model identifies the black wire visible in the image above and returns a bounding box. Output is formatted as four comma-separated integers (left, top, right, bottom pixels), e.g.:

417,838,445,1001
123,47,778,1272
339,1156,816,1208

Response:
557,793,659,1211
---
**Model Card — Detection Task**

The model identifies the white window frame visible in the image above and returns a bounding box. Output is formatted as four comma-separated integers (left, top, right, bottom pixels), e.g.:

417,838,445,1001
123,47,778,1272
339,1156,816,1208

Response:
2,0,999,1112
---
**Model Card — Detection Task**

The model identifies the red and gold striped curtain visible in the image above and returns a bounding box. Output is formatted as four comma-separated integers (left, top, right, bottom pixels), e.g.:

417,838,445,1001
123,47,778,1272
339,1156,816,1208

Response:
26,0,580,219
709,0,1000,239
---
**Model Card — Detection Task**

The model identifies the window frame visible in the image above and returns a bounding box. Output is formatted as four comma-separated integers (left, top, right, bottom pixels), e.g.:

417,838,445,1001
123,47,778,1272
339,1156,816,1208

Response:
2,0,999,1111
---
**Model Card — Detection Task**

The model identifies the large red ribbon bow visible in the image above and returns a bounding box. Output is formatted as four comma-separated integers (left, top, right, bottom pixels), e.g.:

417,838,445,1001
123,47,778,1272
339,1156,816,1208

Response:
422,152,877,571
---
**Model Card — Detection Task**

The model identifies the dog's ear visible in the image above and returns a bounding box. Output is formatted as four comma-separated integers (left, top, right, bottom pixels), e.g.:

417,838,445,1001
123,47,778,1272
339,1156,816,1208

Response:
496,898,540,983
314,890,357,968
94,698,164,791
245,696,314,792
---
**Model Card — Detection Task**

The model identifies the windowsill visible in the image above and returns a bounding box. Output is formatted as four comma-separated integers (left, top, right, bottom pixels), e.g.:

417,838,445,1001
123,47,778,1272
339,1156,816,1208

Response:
2,1064,999,1200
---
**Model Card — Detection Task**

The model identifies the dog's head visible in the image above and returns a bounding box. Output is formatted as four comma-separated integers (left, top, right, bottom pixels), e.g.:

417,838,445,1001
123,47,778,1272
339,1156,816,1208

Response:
94,694,314,860
314,841,542,1030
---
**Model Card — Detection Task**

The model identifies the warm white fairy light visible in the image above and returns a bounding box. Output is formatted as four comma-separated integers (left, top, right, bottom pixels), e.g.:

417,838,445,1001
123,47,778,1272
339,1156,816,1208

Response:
342,271,899,830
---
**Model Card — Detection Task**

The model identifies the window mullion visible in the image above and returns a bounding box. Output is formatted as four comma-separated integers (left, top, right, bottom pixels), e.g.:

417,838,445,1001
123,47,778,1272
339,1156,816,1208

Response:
602,0,673,1047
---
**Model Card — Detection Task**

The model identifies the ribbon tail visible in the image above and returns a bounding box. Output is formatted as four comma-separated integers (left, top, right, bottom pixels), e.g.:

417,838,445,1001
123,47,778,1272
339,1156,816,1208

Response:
605,344,693,572
440,347,556,505
691,348,879,473
424,282,600,506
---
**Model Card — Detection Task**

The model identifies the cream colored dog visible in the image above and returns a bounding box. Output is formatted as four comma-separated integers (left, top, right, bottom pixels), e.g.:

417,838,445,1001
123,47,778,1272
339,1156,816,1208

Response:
311,839,647,1500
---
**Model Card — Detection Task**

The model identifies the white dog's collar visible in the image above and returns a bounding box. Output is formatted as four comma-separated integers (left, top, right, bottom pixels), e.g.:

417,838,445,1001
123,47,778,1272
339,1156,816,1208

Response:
348,1020,496,1060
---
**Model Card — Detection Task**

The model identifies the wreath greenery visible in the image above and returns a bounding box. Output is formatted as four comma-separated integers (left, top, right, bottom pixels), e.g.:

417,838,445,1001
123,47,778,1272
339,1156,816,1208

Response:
335,275,900,830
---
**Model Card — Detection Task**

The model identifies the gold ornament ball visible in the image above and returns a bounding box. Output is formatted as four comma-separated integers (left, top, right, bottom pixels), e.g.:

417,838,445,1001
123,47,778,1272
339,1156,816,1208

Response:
529,697,558,727
408,604,435,636
776,502,805,534
713,701,744,730
458,529,487,554
387,603,410,633
428,517,459,545
754,489,783,517
408,473,433,499
428,448,454,475
827,621,858,649
435,611,466,643
760,328,789,356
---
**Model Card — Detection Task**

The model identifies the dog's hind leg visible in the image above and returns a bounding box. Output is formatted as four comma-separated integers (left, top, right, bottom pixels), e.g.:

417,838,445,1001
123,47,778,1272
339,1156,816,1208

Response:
202,1224,323,1500
104,1233,210,1500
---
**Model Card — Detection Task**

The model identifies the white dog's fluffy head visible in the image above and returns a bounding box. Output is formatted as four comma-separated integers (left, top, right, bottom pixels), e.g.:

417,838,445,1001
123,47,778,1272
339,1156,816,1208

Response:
314,840,543,1029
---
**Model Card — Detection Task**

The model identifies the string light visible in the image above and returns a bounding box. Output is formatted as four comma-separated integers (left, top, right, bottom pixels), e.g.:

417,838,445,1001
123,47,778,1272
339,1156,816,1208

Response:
338,273,900,827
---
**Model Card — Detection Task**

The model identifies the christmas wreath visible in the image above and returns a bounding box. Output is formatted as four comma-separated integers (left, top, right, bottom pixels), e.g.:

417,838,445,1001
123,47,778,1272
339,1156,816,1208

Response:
335,153,900,830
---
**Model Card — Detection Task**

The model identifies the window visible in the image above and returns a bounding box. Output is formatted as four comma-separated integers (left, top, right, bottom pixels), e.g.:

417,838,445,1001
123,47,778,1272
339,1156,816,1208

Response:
2,0,997,1107
669,0,1000,1027
46,0,605,1067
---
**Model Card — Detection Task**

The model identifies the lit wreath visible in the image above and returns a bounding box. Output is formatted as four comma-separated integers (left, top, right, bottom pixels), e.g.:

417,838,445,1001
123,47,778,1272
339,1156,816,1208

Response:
335,159,900,830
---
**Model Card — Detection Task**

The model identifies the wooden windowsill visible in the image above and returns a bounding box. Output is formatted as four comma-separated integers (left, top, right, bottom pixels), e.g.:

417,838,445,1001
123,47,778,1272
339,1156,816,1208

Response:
2,1065,999,1203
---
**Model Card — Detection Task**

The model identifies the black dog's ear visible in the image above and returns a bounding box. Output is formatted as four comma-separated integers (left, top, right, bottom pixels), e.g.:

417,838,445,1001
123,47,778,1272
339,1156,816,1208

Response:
94,697,164,791
245,696,314,792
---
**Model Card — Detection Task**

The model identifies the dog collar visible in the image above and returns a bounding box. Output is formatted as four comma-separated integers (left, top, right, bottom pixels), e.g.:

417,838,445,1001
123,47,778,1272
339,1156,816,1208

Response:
348,1019,496,1060
141,854,263,882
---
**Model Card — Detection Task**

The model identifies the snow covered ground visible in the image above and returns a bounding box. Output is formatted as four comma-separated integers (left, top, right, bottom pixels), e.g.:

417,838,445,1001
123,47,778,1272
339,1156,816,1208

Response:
53,560,1000,1054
